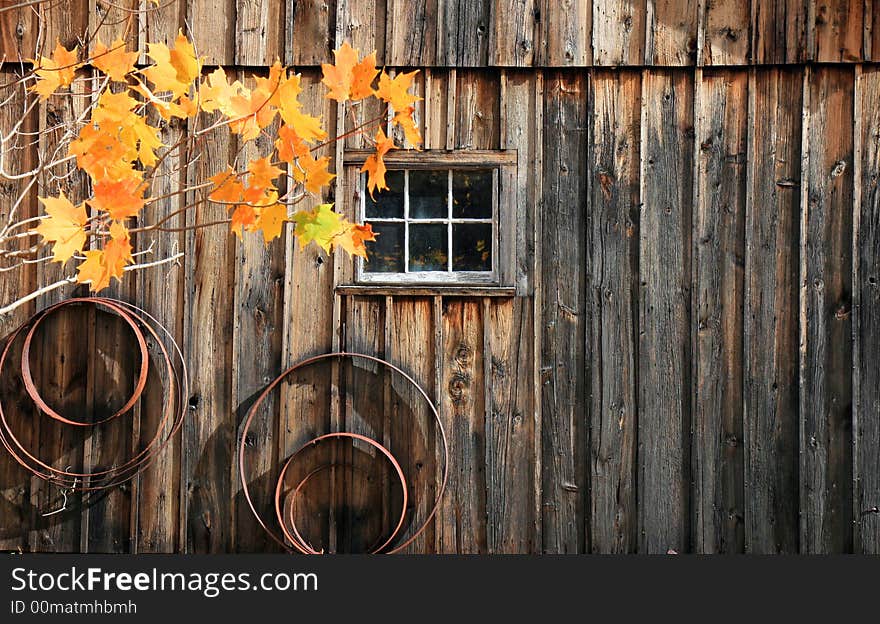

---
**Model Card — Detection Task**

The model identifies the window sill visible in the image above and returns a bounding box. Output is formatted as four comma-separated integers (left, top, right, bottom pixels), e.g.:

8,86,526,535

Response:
335,285,516,297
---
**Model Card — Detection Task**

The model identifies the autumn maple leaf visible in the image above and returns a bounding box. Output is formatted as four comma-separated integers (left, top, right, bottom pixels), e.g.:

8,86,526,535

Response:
275,124,311,163
229,205,257,239
247,156,283,191
90,177,144,220
293,152,335,195
208,167,243,204
375,70,420,113
143,30,202,98
254,201,288,243
335,223,377,258
292,203,346,251
33,193,88,264
321,42,359,102
361,128,396,197
91,37,138,82
392,106,423,148
76,221,133,292
31,41,79,99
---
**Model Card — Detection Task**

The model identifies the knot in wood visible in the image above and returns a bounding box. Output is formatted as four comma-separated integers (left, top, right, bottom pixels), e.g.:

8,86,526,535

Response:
455,343,472,364
448,372,470,403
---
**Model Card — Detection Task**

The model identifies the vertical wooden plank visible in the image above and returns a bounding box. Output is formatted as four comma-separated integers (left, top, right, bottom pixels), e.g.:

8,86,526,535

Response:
692,69,747,554
800,65,854,554
698,0,751,65
540,71,588,554
230,72,284,554
484,298,534,552
436,299,487,553
235,0,284,65
531,71,544,552
589,69,639,554
438,0,491,66
752,0,808,64
41,0,88,52
89,0,139,52
638,68,693,554
134,114,185,554
424,69,449,150
387,297,436,554
385,0,438,66
278,68,336,552
187,0,235,65
813,0,864,62
454,70,500,150
646,0,698,65
743,67,801,554
140,0,185,52
285,0,336,65
855,66,880,553
183,109,235,554
592,0,646,66
870,0,880,61
488,0,536,67
342,296,385,552
0,1,36,61
536,0,591,66
338,0,385,66
0,69,37,553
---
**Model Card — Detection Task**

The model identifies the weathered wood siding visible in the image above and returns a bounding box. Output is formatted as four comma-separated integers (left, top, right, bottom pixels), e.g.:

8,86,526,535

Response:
1,1,879,554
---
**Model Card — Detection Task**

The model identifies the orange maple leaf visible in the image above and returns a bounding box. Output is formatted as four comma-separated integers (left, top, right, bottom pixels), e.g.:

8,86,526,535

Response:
143,30,202,98
361,128,396,197
91,177,144,220
208,167,243,204
375,70,420,113
350,51,379,100
275,124,311,163
293,152,335,195
68,124,131,183
247,157,283,191
91,37,138,82
33,193,88,264
392,106,423,148
229,204,257,239
76,222,133,292
31,41,79,99
253,201,287,243
335,223,377,258
321,42,359,102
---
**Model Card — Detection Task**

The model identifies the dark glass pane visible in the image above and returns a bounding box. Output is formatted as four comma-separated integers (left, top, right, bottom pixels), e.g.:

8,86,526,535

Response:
364,222,404,272
409,223,448,272
452,169,493,218
365,170,404,218
409,170,448,218
453,223,492,271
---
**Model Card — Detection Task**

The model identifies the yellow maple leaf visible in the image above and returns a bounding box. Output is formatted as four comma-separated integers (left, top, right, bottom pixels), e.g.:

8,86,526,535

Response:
375,70,420,112
351,51,379,100
229,204,257,239
33,192,88,264
143,30,202,98
293,152,335,195
133,82,189,120
91,37,138,82
208,167,243,204
31,41,79,99
275,124,311,163
335,223,377,258
254,200,287,243
292,203,345,251
361,128,396,197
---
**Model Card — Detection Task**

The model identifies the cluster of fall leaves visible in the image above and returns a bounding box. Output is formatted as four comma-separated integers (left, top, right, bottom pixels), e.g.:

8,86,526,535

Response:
30,34,421,291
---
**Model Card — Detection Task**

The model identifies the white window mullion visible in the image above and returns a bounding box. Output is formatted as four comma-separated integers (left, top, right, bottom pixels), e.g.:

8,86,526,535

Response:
447,169,453,272
404,170,410,273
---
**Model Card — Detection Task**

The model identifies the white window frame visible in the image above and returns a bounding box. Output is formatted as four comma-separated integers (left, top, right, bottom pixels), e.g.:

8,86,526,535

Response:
342,150,517,289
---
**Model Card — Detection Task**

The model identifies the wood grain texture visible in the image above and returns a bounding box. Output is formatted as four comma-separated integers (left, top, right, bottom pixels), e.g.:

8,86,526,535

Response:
484,298,535,552
338,0,385,66
540,71,588,554
536,0,591,66
436,299,487,553
800,65,854,554
692,68,746,553
592,0,645,66
698,0,751,65
187,0,235,65
855,66,880,552
40,0,88,53
182,109,235,553
638,68,693,554
235,0,284,65
285,0,336,65
752,0,808,64
0,1,36,61
489,0,536,66
743,67,802,554
438,0,490,66
813,0,863,62
90,0,139,54
386,0,437,66
589,69,639,553
454,70,500,150
646,0,698,65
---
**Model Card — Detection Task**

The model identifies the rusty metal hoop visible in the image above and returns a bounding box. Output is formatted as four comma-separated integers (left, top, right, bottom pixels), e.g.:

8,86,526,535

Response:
0,297,187,493
239,351,449,555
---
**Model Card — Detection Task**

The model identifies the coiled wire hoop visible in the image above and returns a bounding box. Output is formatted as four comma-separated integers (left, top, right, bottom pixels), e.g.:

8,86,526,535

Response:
239,352,449,554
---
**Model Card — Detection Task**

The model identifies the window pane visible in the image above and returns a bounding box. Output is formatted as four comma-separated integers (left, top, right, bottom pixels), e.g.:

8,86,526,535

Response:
364,222,404,272
409,223,448,272
452,169,493,218
365,170,404,218
409,170,448,218
453,223,492,271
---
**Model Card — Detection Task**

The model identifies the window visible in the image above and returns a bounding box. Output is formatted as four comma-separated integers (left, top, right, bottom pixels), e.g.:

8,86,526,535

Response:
342,150,517,289
359,168,498,284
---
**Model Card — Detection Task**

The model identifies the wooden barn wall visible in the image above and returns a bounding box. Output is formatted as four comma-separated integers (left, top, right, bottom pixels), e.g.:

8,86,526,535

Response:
0,2,879,554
